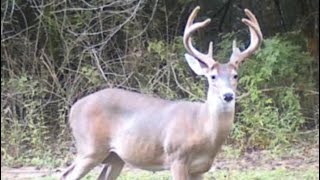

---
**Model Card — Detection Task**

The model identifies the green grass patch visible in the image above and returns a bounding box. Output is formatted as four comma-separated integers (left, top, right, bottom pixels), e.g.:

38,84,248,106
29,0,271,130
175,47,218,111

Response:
37,169,319,180
209,169,319,180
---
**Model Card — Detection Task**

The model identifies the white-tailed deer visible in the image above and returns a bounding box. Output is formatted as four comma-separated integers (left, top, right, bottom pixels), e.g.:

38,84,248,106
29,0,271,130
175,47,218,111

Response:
61,6,262,180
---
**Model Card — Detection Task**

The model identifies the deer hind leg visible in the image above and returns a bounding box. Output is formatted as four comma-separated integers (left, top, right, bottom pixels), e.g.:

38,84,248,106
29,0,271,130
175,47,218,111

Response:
97,152,125,180
61,152,108,180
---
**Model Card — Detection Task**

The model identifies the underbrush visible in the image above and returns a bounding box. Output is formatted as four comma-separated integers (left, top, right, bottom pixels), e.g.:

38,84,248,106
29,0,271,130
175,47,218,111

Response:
1,0,318,167
2,32,319,167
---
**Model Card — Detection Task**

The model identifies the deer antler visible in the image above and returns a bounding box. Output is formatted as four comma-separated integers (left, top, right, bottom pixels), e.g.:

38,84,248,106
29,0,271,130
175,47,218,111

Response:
183,6,216,68
229,9,263,67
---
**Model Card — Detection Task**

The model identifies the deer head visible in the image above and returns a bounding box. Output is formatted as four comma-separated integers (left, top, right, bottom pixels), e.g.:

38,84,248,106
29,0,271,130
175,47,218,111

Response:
183,6,263,111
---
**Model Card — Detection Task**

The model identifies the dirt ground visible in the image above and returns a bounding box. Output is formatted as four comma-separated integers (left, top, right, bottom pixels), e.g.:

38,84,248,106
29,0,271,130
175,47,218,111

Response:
1,145,319,179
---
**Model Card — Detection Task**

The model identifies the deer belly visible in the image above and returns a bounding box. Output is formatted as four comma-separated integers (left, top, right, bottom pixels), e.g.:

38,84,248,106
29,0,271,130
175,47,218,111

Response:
111,135,167,171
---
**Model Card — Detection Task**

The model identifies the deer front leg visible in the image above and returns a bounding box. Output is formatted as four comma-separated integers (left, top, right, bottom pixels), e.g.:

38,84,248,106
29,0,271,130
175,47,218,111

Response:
170,161,190,180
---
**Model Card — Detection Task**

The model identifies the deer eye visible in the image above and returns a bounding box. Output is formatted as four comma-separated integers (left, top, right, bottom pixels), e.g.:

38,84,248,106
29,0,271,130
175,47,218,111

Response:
211,75,216,80
233,75,238,79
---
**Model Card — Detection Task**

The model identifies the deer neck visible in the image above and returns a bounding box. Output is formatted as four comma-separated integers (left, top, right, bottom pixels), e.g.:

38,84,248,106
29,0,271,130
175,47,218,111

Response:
203,93,235,147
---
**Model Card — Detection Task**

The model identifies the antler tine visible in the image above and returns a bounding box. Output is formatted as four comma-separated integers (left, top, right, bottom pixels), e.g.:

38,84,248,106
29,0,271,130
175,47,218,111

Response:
208,41,213,58
183,6,216,68
244,9,263,39
230,9,263,67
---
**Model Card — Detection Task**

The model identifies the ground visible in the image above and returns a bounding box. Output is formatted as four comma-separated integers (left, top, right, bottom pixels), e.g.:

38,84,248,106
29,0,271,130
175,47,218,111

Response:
1,145,319,180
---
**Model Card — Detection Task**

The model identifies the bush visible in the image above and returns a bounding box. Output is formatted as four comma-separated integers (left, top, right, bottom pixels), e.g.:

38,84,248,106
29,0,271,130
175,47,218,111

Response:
1,0,318,167
216,32,318,148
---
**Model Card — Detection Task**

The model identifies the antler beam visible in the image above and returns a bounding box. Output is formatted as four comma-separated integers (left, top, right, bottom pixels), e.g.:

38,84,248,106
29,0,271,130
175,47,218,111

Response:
229,9,263,67
183,6,216,68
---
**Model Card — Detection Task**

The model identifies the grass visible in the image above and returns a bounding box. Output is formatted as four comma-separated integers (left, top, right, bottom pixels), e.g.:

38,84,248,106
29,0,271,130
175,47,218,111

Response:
209,169,319,180
2,144,318,180
37,168,319,180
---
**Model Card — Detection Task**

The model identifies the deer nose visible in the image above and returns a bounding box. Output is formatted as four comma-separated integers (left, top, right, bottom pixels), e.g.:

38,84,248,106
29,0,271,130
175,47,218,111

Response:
223,93,234,102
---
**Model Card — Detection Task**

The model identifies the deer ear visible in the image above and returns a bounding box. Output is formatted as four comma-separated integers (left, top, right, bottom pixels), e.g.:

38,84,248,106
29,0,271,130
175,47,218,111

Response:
184,53,208,76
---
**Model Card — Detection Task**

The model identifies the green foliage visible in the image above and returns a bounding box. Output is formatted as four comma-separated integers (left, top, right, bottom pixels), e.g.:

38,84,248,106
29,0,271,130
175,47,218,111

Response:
215,32,237,62
148,40,167,60
215,32,317,148
1,0,319,168
139,37,205,100
1,76,52,165
80,66,103,85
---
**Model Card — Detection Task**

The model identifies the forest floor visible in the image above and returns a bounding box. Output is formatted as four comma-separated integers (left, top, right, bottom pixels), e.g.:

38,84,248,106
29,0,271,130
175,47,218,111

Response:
1,144,319,180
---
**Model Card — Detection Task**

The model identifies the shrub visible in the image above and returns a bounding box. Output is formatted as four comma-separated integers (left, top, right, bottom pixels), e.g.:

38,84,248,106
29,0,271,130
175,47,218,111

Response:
216,32,318,148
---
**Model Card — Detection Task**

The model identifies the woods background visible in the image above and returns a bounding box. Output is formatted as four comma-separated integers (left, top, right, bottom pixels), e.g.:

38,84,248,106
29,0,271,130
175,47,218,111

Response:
1,0,319,166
